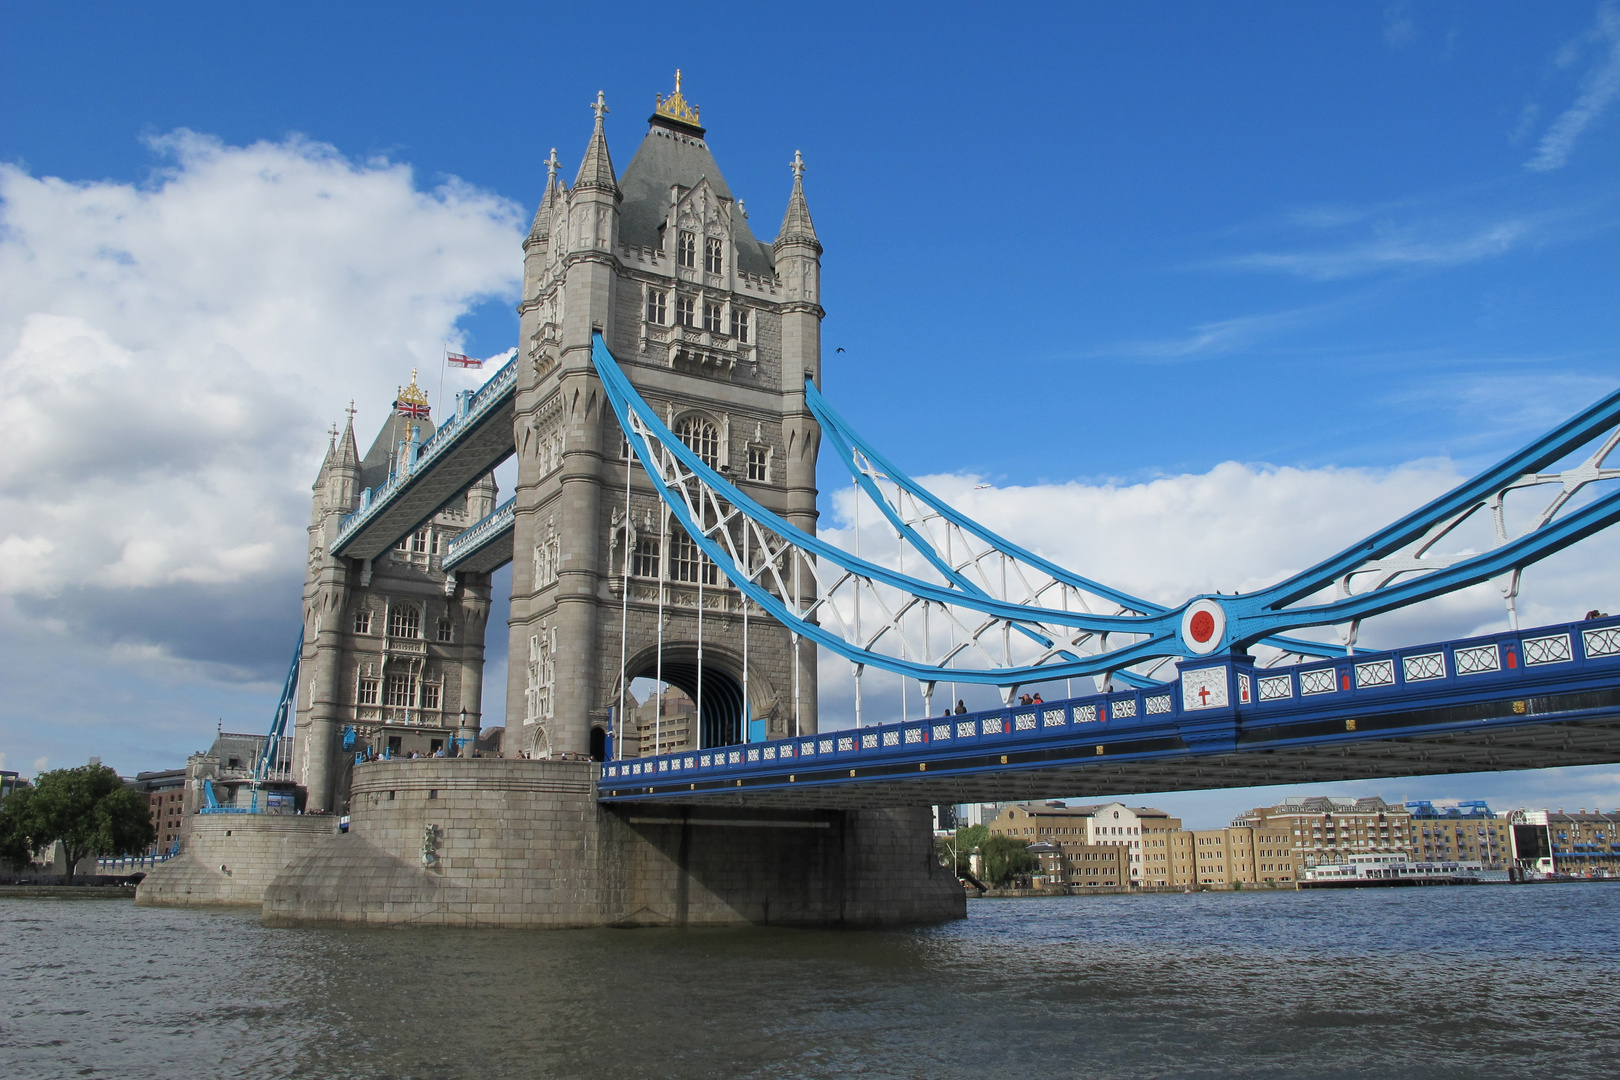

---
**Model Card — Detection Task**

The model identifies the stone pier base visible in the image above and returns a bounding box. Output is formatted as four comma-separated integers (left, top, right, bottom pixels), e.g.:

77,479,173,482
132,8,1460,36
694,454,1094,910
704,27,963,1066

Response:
135,814,336,908
261,758,965,928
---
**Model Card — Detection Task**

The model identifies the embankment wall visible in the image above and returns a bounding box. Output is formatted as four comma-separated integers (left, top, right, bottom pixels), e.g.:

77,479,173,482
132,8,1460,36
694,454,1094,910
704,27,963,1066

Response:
135,815,336,908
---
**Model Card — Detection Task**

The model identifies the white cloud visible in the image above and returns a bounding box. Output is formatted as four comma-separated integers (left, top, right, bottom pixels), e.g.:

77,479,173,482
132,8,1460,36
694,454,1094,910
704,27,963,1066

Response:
1221,219,1532,280
815,456,1620,727
0,131,525,779
1383,3,1417,51
0,131,524,603
1100,305,1329,360
1526,4,1620,172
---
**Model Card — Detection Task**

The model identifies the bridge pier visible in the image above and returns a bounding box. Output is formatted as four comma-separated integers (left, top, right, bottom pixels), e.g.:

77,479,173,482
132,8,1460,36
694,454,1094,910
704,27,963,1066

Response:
260,759,963,928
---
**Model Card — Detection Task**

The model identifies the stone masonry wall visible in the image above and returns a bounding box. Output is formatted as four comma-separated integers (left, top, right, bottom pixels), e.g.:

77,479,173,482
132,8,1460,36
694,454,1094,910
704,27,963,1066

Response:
135,815,336,908
262,758,964,928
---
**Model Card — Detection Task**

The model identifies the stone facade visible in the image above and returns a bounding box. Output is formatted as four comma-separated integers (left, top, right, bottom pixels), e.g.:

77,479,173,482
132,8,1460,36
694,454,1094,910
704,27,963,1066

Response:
506,80,822,763
134,815,336,907
295,391,498,813
262,758,964,928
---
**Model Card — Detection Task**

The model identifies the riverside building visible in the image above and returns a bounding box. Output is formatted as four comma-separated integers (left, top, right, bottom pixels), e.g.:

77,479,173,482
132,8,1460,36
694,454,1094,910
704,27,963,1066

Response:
1406,800,1511,868
128,769,188,856
621,686,698,757
988,802,1183,886
1234,796,1414,877
1509,808,1620,876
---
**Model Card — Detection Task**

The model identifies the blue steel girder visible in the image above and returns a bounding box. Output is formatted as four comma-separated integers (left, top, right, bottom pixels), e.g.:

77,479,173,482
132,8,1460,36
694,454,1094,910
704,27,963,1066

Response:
1223,387,1620,650
594,335,1178,689
332,357,519,561
441,497,516,574
593,332,1620,686
256,630,302,783
599,616,1620,809
805,377,1344,678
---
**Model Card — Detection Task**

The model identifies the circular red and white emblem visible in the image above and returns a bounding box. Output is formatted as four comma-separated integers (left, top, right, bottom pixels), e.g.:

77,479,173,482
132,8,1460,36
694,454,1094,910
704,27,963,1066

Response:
1180,598,1227,655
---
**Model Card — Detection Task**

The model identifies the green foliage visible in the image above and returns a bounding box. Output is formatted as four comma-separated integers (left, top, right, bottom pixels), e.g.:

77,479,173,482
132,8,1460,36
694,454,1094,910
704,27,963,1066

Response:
937,824,990,875
982,834,1035,886
0,765,155,883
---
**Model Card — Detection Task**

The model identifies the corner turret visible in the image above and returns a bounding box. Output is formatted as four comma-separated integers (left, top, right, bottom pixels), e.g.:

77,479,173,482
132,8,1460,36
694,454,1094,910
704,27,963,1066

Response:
772,149,824,613
330,406,362,512
524,148,564,298
775,150,821,256
573,91,620,197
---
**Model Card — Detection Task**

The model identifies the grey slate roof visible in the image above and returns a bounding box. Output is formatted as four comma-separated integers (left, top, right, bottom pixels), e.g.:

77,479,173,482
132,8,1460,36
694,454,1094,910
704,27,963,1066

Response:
617,124,776,278
360,410,438,493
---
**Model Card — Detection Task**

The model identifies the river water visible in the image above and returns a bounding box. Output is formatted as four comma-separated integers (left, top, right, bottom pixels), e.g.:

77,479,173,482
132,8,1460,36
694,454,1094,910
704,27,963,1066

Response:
3,885,1618,1079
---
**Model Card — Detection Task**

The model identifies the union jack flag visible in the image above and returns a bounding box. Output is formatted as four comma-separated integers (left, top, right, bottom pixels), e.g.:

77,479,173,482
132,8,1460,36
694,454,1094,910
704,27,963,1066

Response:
447,352,484,369
395,399,431,419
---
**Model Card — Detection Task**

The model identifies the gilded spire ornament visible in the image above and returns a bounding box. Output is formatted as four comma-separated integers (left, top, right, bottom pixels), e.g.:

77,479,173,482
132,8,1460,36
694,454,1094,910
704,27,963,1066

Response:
394,368,431,419
653,69,701,129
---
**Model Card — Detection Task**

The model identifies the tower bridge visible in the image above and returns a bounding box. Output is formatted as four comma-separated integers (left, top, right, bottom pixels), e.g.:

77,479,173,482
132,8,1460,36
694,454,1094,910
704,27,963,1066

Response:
139,74,1620,929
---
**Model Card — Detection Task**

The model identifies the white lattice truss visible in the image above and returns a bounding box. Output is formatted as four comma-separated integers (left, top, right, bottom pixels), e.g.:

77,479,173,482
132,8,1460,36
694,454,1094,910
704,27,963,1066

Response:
1330,425,1620,649
629,409,1169,697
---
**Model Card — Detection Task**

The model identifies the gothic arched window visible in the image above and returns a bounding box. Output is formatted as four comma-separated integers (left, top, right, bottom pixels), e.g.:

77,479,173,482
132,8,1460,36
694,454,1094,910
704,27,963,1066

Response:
388,604,421,640
674,415,720,469
668,525,717,586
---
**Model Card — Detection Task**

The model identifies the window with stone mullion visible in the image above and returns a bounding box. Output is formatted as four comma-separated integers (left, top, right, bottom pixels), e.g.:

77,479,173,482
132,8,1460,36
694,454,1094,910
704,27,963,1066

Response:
631,535,661,578
674,416,720,469
668,526,717,586
388,604,421,639
385,672,417,708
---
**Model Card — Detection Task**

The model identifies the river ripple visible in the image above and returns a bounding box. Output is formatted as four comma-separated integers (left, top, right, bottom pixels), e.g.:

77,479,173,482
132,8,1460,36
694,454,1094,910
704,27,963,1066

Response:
2,884,1617,1079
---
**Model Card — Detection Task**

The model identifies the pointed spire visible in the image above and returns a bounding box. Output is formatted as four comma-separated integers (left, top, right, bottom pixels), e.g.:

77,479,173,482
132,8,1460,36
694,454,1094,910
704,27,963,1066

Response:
574,91,619,195
337,400,360,469
775,150,821,253
316,424,337,479
529,147,564,242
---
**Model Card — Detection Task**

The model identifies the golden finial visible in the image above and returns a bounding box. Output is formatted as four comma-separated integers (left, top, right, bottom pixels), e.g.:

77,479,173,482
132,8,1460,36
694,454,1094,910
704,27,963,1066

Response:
653,69,702,129
396,368,430,410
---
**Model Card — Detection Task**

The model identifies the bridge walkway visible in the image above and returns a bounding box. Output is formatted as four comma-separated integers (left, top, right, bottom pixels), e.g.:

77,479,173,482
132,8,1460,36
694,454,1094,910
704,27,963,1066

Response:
332,356,519,561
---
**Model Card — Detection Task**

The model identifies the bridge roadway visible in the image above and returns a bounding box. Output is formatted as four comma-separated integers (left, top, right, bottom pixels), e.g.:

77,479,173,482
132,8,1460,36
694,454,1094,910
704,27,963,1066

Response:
332,356,518,561
599,615,1620,810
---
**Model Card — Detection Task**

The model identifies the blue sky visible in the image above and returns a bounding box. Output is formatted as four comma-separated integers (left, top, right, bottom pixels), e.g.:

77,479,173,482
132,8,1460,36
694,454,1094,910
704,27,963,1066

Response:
3,2,1619,825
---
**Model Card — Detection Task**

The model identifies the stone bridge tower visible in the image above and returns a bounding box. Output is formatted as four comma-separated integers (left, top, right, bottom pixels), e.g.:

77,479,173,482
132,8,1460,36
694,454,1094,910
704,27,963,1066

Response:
509,74,823,760
297,388,498,812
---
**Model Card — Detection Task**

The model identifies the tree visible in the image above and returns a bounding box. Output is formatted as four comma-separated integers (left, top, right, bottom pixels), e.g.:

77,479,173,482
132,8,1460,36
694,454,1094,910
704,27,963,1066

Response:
937,823,990,876
0,765,155,884
981,835,1035,887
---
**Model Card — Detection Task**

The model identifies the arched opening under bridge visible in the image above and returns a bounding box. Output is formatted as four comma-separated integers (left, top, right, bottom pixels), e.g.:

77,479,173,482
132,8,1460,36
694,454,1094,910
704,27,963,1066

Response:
616,644,758,753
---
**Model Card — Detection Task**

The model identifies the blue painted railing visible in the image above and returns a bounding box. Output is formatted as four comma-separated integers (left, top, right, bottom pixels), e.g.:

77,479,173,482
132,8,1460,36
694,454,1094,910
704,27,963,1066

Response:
442,496,516,569
599,615,1620,797
335,356,519,550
